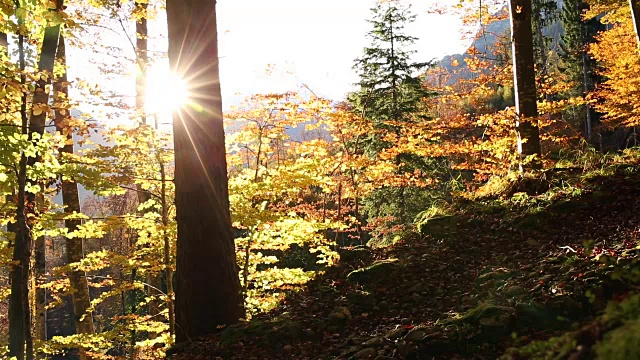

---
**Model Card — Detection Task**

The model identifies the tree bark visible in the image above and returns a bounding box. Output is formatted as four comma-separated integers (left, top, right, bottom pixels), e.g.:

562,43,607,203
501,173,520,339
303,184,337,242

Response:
29,1,63,347
0,32,6,51
166,0,244,343
9,28,33,360
509,0,542,170
135,1,148,127
53,34,95,360
630,0,640,50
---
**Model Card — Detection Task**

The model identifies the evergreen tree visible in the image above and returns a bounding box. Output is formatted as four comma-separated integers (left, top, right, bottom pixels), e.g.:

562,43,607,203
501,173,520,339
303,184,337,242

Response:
348,1,434,232
531,0,559,80
560,0,604,139
349,0,431,155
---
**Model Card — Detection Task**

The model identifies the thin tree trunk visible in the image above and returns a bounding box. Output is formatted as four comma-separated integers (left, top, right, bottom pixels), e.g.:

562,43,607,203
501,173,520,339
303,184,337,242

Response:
9,28,33,360
53,34,95,360
0,31,6,51
581,50,593,140
157,145,175,341
133,0,163,318
167,0,244,342
135,1,148,127
509,0,542,170
23,2,63,350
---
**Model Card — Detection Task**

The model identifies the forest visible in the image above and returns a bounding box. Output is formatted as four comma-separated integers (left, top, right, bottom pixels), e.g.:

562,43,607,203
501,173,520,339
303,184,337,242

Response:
2,0,640,359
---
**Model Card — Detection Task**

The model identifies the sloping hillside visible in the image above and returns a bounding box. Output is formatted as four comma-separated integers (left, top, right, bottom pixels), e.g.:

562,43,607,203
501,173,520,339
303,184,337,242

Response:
169,160,640,359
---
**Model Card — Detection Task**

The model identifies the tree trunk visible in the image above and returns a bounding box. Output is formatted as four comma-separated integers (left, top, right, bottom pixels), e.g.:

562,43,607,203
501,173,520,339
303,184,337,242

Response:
630,0,640,50
0,31,6,51
133,0,163,321
27,2,63,348
166,0,244,343
581,50,593,140
135,0,148,127
53,34,95,360
509,0,542,170
9,29,33,360
156,133,175,341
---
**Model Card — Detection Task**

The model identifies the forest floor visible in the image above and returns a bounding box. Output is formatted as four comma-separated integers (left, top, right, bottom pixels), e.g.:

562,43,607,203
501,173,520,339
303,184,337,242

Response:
169,166,640,360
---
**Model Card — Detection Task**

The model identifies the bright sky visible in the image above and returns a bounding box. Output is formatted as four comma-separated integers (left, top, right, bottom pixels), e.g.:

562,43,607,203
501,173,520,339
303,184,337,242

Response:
66,0,470,127
217,0,469,104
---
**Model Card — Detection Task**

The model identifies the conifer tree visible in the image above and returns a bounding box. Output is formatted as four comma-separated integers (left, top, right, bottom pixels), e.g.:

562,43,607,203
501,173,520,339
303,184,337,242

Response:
348,0,433,230
532,0,559,81
560,0,603,139
349,0,430,155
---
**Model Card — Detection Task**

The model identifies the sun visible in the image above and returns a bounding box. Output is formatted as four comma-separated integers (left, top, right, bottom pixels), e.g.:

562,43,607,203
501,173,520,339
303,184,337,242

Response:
145,62,190,115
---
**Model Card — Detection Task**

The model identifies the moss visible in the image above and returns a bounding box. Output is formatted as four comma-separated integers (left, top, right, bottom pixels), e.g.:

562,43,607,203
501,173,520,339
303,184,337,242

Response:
501,335,575,360
346,258,399,284
416,215,457,238
603,293,640,323
595,319,640,360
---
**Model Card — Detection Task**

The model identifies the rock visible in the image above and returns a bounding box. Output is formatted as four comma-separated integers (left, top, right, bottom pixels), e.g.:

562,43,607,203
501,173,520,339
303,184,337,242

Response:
374,356,395,360
411,293,423,303
378,301,390,309
385,327,406,339
396,342,416,358
347,259,400,284
408,283,426,293
514,302,569,330
338,245,372,263
502,285,526,298
546,295,583,318
353,347,378,359
343,346,363,356
477,268,514,283
362,336,384,346
328,306,352,325
417,215,457,238
405,326,431,342
347,290,377,309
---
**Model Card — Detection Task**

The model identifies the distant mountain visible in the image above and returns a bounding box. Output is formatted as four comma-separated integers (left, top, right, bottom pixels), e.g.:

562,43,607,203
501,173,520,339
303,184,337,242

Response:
431,1,564,86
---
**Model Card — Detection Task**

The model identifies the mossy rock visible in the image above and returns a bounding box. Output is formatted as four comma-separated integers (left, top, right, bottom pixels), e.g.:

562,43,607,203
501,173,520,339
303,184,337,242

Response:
417,215,457,238
327,306,352,325
502,294,640,359
514,302,570,331
346,258,400,284
440,302,515,341
338,245,372,263
475,267,518,292
595,319,640,360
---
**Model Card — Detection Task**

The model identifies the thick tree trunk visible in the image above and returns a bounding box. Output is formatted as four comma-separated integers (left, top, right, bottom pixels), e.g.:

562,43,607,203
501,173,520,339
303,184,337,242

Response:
53,35,95,360
509,0,542,170
166,0,244,342
630,0,640,50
